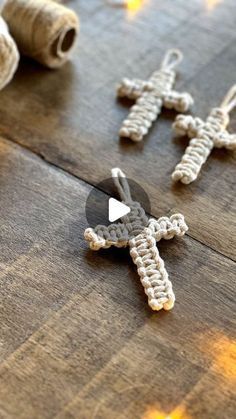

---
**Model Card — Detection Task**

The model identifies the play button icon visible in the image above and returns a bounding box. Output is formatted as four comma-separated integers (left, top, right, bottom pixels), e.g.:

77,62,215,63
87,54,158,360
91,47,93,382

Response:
108,198,130,222
85,174,151,230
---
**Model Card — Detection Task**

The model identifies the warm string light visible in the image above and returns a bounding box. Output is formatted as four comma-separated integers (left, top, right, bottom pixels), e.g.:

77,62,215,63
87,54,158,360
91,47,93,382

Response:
143,406,190,419
107,0,144,8
211,335,236,379
205,0,223,11
126,0,143,11
107,0,147,18
142,408,166,419
126,0,149,21
142,333,236,419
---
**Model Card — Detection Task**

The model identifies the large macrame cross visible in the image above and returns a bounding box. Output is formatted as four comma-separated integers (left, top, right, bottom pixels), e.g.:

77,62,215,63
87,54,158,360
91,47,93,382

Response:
117,49,193,142
172,85,236,184
84,168,188,311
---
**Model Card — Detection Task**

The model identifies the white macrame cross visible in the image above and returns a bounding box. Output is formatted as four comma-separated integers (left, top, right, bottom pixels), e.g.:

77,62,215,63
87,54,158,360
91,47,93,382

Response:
117,49,193,142
84,168,188,311
172,85,236,184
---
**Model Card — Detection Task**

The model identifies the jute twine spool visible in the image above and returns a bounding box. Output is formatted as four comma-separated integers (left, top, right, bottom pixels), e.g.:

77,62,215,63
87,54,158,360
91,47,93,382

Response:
2,0,79,68
0,16,19,90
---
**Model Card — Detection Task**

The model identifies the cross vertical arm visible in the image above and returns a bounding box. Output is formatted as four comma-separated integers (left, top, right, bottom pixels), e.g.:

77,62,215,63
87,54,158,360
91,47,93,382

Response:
172,134,214,184
129,227,175,311
119,92,163,142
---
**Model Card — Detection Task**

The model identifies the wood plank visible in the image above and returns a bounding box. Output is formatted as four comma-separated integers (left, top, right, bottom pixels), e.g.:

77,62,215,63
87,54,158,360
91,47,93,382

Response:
0,138,235,419
0,0,235,259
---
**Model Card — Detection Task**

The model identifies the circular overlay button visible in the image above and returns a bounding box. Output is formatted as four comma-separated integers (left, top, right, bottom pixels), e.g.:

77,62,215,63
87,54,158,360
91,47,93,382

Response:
85,176,151,229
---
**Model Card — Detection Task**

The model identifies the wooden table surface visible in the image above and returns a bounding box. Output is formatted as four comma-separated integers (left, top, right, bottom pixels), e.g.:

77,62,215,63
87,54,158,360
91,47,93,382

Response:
0,1,235,418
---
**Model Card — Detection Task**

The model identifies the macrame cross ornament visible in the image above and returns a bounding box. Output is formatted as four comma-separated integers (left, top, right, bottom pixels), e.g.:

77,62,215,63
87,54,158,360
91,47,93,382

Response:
84,168,188,311
172,85,236,184
117,49,193,142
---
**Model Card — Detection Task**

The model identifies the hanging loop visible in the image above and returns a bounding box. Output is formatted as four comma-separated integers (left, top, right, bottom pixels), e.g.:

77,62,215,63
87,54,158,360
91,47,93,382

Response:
111,168,132,202
161,48,183,70
220,84,236,114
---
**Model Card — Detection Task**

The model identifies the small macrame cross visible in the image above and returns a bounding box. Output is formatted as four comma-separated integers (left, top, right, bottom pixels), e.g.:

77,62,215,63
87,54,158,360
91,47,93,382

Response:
117,49,193,142
84,168,188,311
172,85,236,184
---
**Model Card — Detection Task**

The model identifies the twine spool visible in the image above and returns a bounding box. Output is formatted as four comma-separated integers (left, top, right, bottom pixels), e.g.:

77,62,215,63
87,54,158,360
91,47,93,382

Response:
2,0,79,69
0,16,19,90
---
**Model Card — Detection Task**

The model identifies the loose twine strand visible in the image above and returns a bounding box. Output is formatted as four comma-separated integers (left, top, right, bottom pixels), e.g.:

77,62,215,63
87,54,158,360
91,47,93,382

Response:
220,84,236,114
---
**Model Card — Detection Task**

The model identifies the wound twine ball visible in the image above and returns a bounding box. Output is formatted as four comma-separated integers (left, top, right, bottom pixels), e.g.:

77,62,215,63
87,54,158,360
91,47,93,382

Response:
2,0,79,69
0,16,19,90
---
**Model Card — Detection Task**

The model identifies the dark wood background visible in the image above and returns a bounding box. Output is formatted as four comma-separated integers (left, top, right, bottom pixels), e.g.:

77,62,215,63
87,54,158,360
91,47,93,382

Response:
0,1,235,418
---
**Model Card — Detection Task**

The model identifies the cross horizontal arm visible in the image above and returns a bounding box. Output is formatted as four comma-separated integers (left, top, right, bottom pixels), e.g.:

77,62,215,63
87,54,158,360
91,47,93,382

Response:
148,214,188,241
117,78,153,100
214,131,236,150
84,224,129,250
173,114,204,138
163,90,193,113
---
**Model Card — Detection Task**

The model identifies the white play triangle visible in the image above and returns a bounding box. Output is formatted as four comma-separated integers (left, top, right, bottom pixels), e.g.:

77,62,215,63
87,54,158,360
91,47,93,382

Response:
108,198,130,223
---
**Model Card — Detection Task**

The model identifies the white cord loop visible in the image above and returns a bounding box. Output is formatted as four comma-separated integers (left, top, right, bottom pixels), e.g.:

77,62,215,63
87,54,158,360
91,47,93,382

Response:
161,48,183,70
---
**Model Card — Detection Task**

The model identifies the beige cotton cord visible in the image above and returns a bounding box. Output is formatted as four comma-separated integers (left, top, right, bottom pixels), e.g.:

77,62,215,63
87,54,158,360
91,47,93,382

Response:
2,0,79,69
117,49,194,142
172,85,236,184
84,168,188,312
0,16,19,90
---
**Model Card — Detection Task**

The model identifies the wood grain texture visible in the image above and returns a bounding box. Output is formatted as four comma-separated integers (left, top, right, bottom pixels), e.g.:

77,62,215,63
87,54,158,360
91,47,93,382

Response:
0,0,235,259
0,138,235,419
